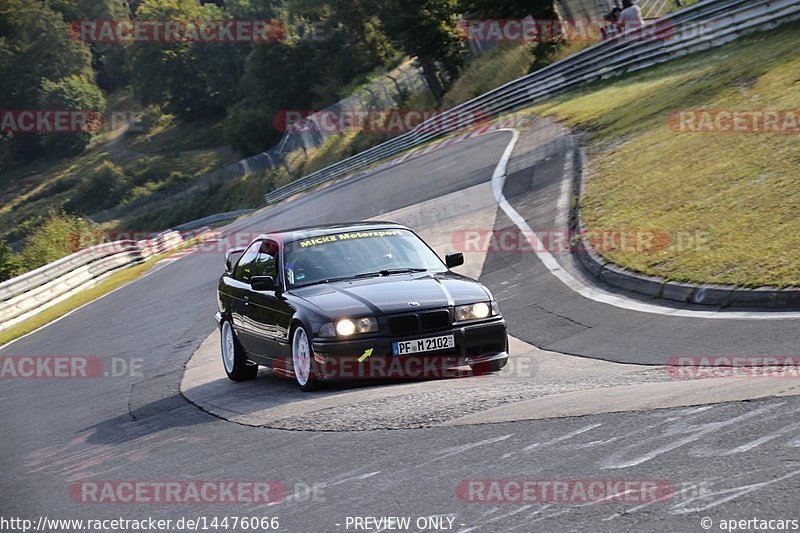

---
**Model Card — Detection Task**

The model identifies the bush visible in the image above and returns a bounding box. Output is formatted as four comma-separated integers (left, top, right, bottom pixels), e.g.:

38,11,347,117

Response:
19,211,98,271
39,75,107,156
0,241,21,282
64,160,131,214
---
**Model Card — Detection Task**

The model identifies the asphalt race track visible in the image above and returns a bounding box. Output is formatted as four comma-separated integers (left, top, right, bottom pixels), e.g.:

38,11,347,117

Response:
2,123,799,532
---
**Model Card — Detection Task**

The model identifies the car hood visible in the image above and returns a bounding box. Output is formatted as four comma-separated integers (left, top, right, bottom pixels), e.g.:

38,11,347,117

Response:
290,272,491,318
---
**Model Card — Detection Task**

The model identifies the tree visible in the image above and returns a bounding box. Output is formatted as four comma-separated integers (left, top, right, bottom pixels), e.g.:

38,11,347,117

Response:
128,0,247,120
380,0,465,104
225,36,326,154
0,0,94,109
457,0,556,18
457,0,560,72
39,75,107,155
50,0,135,92
0,0,100,161
34,1,132,91
224,0,396,155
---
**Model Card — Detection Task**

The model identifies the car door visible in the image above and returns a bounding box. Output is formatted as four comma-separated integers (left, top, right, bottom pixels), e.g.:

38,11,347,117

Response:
228,240,263,355
239,240,294,362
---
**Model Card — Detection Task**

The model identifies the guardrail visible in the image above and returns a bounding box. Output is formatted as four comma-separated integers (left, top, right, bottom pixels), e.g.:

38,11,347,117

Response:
0,230,190,332
276,60,427,155
173,210,256,232
264,0,800,203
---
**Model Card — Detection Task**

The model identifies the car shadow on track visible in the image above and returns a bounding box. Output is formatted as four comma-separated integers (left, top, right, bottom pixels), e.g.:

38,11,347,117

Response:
82,394,215,446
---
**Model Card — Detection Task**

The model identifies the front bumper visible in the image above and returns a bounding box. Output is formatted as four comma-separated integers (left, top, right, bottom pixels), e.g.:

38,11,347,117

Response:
311,318,508,381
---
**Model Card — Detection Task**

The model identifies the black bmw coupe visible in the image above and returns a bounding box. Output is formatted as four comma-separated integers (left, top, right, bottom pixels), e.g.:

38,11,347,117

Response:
216,222,508,391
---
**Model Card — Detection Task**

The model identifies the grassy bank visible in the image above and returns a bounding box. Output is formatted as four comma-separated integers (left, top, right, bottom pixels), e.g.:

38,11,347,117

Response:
531,22,800,288
0,92,234,243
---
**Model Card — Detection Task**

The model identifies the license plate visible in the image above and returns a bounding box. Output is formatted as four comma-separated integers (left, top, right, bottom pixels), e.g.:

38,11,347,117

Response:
393,335,455,356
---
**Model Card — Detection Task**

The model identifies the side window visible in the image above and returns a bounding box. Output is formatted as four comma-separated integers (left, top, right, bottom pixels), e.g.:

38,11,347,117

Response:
233,241,262,282
251,240,278,280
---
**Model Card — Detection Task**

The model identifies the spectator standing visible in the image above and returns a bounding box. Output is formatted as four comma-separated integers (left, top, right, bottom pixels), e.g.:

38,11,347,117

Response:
618,0,645,32
601,7,622,40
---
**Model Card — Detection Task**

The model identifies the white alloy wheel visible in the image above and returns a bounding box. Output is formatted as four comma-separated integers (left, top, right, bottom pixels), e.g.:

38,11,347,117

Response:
292,327,312,386
222,321,235,374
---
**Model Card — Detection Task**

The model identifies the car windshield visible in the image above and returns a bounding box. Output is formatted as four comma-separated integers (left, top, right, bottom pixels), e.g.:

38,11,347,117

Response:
283,229,447,288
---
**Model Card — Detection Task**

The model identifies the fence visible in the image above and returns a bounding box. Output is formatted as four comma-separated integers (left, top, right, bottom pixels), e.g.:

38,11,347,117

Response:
274,60,428,156
173,210,256,232
263,0,800,204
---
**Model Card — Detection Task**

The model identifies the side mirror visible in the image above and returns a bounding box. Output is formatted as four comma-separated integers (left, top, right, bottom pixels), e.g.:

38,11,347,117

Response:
251,276,277,292
224,248,245,273
445,252,464,269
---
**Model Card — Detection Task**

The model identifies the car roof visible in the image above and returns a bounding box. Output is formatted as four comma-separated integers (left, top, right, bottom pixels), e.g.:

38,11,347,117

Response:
254,222,411,244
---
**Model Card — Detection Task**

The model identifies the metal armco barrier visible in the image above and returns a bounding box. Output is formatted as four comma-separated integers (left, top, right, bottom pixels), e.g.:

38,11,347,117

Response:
173,210,256,232
0,230,188,332
264,0,800,204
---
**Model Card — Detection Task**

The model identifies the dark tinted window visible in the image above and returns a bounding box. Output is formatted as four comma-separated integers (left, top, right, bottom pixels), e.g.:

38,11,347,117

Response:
251,241,278,280
233,241,262,282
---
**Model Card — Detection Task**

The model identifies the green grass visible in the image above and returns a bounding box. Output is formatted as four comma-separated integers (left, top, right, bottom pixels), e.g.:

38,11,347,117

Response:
0,102,234,242
530,22,800,287
126,112,227,154
0,149,229,240
443,43,534,109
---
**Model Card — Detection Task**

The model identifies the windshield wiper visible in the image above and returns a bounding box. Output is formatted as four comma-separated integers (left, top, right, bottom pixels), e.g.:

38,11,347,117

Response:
319,276,360,283
297,268,429,287
353,272,383,279
353,268,428,279
381,268,428,275
296,276,360,287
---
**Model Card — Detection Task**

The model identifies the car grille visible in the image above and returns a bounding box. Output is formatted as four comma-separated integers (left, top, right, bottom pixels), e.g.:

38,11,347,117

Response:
388,309,451,335
388,315,419,334
419,310,450,330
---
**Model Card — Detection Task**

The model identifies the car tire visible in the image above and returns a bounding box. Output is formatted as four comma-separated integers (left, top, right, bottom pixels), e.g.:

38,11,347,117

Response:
221,319,258,382
291,324,320,392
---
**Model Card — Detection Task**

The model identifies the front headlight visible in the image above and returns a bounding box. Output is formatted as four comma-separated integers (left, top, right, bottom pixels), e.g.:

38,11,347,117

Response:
456,301,498,322
319,317,379,337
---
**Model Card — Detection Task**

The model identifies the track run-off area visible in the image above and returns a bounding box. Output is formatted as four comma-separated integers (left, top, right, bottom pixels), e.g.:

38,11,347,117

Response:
2,119,799,531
